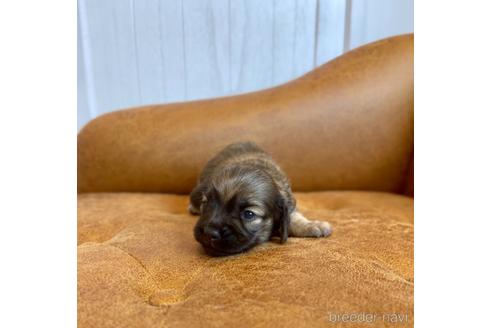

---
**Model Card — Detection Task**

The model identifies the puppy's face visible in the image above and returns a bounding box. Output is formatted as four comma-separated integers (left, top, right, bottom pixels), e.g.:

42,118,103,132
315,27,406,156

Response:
194,168,289,256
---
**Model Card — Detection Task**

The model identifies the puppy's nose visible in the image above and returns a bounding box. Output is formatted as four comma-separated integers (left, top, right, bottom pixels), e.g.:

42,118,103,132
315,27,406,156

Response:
204,226,221,241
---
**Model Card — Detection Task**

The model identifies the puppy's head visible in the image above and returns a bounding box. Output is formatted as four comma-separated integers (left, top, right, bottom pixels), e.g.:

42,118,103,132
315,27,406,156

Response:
194,166,290,256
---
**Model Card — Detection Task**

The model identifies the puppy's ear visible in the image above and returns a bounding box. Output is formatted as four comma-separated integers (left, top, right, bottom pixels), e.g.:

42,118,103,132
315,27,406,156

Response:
274,196,291,243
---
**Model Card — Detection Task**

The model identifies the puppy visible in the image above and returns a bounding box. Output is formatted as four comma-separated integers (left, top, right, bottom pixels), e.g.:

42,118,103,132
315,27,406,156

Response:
190,142,332,256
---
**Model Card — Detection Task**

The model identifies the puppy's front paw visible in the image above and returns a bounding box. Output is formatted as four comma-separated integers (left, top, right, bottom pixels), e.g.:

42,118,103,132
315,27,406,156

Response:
301,220,332,238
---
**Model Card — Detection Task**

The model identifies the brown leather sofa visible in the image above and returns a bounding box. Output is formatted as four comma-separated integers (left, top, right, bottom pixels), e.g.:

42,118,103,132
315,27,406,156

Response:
78,34,413,328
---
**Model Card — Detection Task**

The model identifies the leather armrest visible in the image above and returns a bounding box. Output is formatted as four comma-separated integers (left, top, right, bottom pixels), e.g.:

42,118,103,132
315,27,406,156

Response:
78,34,413,194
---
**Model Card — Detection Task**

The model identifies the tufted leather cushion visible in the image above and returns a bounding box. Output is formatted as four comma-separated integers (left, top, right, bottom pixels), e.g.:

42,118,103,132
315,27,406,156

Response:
78,192,413,328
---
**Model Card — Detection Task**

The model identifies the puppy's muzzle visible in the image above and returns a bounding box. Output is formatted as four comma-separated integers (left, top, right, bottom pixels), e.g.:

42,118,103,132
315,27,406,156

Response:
194,224,222,245
202,225,221,241
194,223,246,256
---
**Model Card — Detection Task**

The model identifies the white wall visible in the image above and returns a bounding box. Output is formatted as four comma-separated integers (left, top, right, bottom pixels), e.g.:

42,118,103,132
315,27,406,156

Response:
78,0,413,130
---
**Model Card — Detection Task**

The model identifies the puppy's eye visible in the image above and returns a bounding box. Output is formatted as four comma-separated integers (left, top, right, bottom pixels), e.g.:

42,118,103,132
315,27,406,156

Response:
240,210,256,221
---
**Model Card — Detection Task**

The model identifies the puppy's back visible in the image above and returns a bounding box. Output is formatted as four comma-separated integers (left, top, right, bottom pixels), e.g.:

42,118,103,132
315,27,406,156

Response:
193,142,295,211
199,142,267,181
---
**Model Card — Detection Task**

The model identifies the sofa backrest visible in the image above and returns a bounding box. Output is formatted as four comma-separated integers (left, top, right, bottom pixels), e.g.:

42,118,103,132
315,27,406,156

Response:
78,34,413,195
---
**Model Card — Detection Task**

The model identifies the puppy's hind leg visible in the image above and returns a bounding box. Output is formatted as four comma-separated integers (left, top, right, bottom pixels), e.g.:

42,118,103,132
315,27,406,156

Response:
289,211,332,238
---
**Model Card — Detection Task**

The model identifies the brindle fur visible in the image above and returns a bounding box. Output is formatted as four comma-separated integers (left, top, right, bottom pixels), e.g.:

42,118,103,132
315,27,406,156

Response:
191,142,331,256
